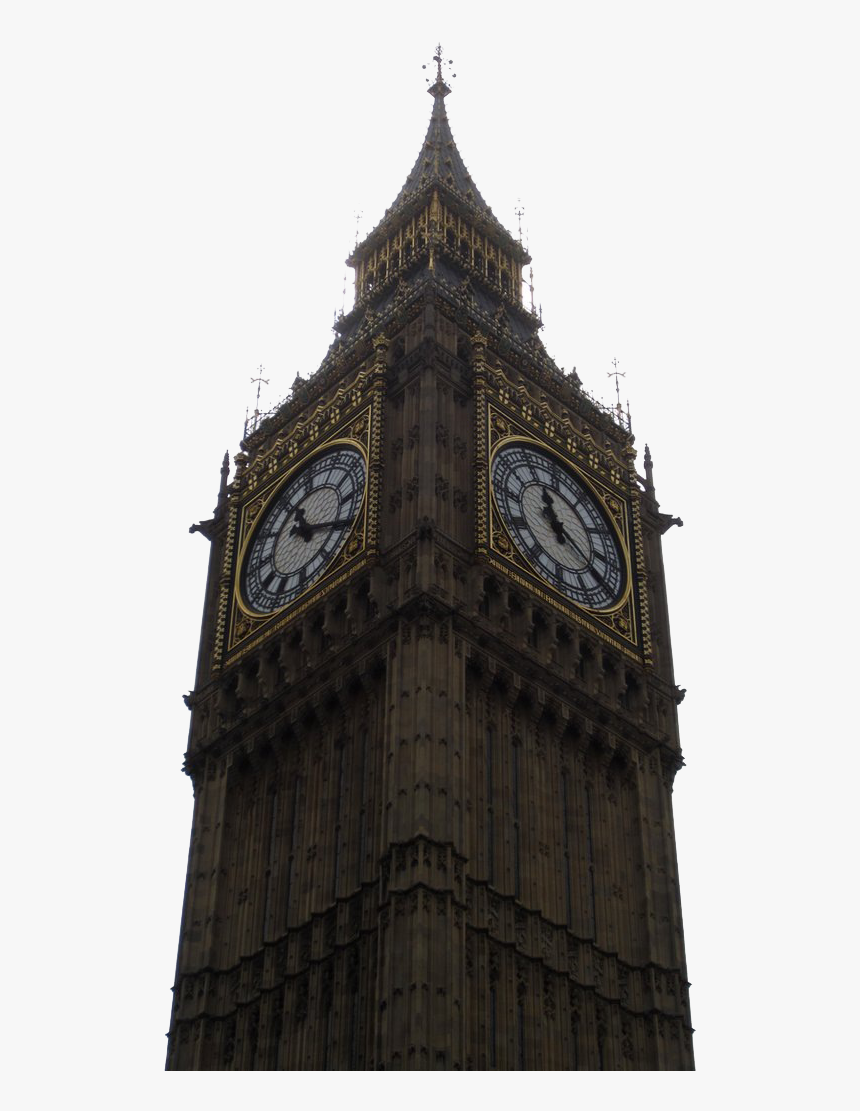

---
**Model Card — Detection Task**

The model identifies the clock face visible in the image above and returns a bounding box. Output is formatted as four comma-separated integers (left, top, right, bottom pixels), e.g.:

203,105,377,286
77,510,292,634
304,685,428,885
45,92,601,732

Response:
492,443,625,610
242,445,366,614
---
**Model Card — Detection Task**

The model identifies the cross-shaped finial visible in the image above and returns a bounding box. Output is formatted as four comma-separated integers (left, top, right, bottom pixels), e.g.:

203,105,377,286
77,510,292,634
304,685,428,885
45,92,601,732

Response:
251,364,269,410
607,358,626,410
423,45,456,92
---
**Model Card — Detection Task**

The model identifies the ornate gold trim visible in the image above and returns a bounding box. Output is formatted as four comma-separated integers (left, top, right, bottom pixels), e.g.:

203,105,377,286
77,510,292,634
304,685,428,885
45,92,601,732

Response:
223,556,370,668
488,436,633,601
480,392,643,655
225,402,378,657
626,443,653,665
485,556,642,663
485,363,629,488
473,332,490,556
244,364,379,494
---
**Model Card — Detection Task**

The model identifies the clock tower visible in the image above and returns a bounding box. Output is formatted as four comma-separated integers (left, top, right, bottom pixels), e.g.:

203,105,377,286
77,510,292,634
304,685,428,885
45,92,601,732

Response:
167,54,694,1070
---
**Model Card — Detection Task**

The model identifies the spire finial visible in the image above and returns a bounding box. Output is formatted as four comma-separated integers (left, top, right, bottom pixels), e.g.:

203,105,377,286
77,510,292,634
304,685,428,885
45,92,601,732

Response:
608,358,631,429
643,444,654,494
515,200,524,243
245,364,269,436
608,357,625,414
423,45,455,98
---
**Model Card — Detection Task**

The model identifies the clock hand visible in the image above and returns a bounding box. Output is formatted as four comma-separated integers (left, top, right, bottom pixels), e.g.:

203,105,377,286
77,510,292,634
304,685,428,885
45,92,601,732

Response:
541,490,600,576
289,506,313,540
541,490,568,544
302,517,355,533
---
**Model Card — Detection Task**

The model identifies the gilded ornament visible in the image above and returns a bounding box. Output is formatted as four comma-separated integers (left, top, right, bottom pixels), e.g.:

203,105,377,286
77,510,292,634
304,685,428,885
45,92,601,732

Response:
491,414,510,438
246,499,264,526
235,613,254,640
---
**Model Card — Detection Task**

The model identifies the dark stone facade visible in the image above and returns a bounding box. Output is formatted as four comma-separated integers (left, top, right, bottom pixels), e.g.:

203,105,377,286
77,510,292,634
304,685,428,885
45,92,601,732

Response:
167,66,693,1070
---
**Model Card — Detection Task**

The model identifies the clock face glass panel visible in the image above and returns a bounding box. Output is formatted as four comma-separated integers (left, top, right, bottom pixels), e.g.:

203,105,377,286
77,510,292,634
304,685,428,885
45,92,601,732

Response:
492,443,624,610
242,445,366,614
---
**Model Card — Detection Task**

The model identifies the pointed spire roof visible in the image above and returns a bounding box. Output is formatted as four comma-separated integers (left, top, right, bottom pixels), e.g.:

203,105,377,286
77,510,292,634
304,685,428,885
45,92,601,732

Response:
391,51,490,212
350,48,527,266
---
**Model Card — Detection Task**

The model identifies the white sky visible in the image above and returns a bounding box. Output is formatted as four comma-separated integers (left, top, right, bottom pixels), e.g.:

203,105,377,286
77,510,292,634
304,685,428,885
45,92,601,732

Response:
3,1,858,1104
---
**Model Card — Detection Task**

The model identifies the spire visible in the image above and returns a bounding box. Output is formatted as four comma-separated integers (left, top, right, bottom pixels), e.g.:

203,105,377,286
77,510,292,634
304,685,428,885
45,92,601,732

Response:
344,49,531,317
390,45,491,215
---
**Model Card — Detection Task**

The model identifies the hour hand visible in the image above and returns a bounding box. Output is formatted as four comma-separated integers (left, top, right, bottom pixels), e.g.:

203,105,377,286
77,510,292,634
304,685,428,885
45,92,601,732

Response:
289,506,312,540
541,490,567,544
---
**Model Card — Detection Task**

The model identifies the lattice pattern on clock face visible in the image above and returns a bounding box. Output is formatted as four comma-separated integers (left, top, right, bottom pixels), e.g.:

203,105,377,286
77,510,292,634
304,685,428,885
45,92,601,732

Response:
491,443,624,610
242,446,366,614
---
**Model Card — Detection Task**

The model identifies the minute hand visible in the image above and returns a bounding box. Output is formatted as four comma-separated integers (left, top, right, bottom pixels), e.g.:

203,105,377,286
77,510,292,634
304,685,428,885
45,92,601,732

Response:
304,517,355,532
565,530,606,585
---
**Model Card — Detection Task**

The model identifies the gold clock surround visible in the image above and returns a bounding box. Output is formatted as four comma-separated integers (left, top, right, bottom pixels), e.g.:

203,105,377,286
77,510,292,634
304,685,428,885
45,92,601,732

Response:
478,375,648,660
222,392,382,665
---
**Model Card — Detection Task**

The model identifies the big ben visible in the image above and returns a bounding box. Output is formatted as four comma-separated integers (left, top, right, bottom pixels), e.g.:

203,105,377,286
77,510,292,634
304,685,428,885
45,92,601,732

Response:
167,51,694,1070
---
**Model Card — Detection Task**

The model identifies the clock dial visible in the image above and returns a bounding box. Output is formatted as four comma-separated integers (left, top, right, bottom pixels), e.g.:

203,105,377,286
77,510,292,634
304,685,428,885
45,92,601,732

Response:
492,443,624,610
242,445,366,614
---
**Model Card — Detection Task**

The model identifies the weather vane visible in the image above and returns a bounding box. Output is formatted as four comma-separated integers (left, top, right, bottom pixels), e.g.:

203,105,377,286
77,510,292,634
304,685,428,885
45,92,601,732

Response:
423,44,456,88
246,364,269,435
607,358,631,428
608,358,626,407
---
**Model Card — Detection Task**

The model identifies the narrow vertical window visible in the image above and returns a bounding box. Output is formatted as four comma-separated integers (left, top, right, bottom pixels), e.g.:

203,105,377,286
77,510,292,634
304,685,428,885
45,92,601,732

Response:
561,771,572,928
332,742,346,901
486,723,495,886
512,739,521,900
349,980,361,1069
262,789,279,943
285,775,301,926
357,725,368,887
489,984,497,1069
585,783,597,940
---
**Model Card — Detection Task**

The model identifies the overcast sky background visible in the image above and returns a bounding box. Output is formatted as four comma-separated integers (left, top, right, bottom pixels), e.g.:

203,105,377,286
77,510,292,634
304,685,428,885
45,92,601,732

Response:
3,1,858,1104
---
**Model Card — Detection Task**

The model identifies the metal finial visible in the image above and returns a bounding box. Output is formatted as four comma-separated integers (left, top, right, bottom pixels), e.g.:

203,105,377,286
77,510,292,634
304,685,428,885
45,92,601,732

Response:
608,358,625,406
607,359,630,429
528,265,536,314
247,364,269,435
423,45,456,93
515,200,524,243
